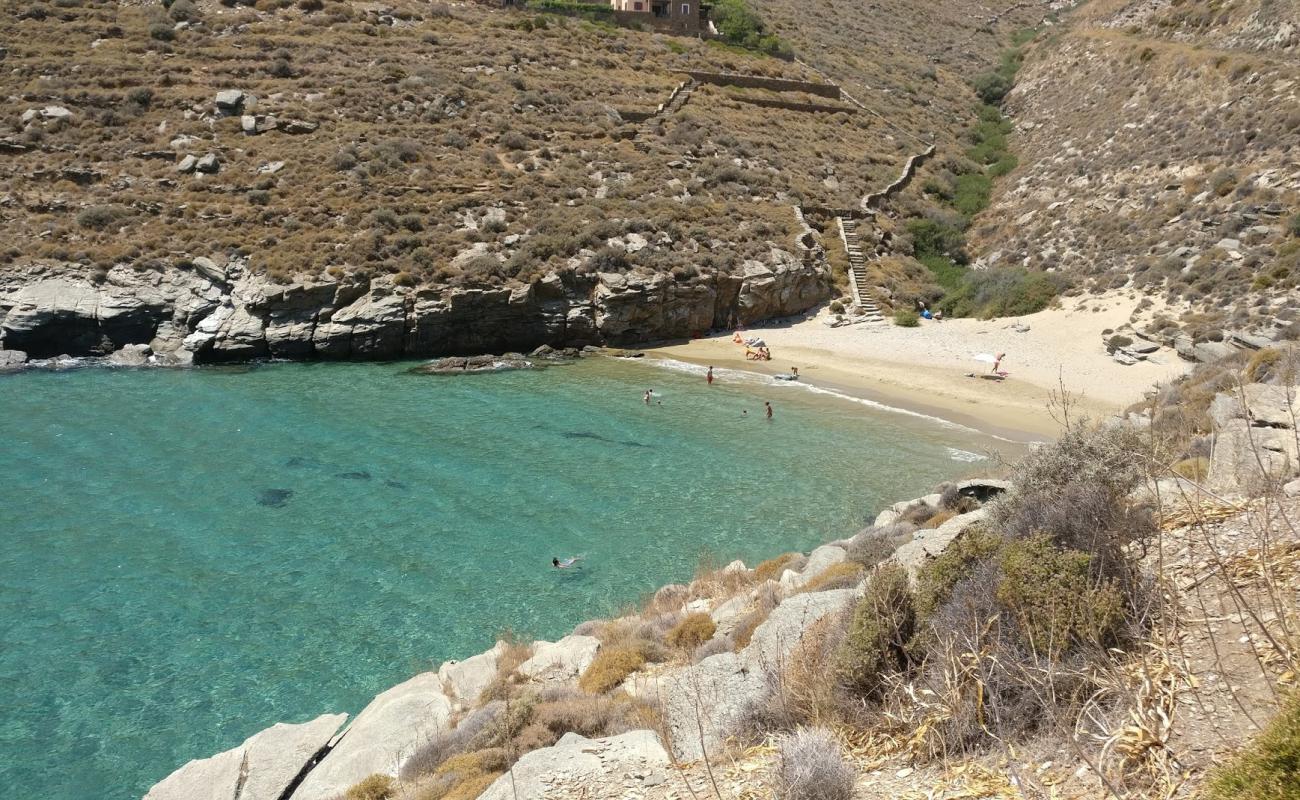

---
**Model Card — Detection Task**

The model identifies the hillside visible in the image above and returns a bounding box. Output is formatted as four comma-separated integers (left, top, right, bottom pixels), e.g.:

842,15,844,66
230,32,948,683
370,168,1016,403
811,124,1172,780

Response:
0,0,1059,362
969,0,1300,336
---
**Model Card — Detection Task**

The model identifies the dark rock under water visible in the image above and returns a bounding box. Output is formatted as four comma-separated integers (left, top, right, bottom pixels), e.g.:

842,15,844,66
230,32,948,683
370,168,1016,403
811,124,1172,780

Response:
335,471,372,480
257,488,294,507
561,431,652,448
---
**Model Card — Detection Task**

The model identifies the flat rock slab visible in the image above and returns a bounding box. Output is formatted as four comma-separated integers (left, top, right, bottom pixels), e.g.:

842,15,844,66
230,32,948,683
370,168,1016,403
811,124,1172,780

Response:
290,673,452,800
519,635,599,683
145,713,346,800
784,543,846,590
479,730,670,800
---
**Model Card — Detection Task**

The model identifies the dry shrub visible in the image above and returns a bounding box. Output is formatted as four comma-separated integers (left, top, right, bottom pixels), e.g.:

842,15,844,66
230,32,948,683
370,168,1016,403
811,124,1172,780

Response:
846,523,914,567
665,613,716,650
578,646,645,694
479,635,533,703
401,702,504,779
433,770,502,800
798,561,864,593
899,501,938,526
774,728,854,800
836,564,914,699
754,552,799,582
345,774,395,800
920,509,956,529
733,583,783,650
694,634,734,662
1172,456,1210,480
533,686,655,737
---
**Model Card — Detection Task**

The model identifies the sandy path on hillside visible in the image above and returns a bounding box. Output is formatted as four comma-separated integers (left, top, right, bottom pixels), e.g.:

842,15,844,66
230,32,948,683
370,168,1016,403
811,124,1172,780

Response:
646,293,1188,441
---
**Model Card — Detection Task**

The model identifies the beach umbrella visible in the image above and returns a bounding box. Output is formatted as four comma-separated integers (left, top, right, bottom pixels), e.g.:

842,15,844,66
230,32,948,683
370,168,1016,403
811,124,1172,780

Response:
973,353,999,363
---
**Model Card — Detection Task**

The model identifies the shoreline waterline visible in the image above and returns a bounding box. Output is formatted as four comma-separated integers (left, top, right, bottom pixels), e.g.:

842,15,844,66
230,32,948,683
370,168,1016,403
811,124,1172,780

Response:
641,349,1051,445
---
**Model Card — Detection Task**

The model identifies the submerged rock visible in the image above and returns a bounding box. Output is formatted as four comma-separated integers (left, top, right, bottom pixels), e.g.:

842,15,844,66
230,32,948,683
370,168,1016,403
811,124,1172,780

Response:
257,488,294,508
334,471,371,481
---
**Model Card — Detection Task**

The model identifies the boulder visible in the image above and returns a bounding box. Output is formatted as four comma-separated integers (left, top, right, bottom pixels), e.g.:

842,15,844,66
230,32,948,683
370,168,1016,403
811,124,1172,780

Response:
290,673,453,800
145,713,346,800
786,544,847,590
214,90,246,111
890,508,989,580
1208,418,1299,496
438,641,504,705
873,493,942,527
175,154,197,173
743,587,857,673
478,730,670,800
280,119,318,134
642,651,768,760
107,343,151,366
518,635,599,683
1284,478,1300,498
195,153,220,174
0,349,28,369
1209,384,1299,430
709,593,752,637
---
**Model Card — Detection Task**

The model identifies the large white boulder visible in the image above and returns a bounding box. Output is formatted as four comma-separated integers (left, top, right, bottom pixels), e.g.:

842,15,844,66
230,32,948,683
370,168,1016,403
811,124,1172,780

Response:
145,713,346,800
785,544,847,590
438,641,504,705
518,635,599,684
290,673,452,800
478,730,670,800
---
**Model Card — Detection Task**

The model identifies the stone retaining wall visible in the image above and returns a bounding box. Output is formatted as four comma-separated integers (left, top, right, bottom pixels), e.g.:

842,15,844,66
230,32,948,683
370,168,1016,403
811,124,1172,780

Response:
684,71,842,99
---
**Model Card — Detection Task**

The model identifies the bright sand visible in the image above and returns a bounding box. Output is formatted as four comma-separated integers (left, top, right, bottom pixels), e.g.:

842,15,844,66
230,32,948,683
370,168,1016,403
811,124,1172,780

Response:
647,292,1189,441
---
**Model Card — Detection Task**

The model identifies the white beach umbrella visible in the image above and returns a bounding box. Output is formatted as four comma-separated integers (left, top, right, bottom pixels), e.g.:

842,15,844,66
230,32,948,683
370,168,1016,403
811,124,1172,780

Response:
972,353,999,364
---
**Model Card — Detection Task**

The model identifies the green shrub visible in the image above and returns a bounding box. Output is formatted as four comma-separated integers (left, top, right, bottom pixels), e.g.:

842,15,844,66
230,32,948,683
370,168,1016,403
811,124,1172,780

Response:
76,205,131,231
1288,213,1300,238
907,219,967,263
1208,692,1300,800
578,646,645,694
952,173,993,217
710,0,791,57
893,309,919,327
345,774,396,800
665,613,716,650
997,535,1126,657
168,0,198,21
915,527,1002,620
972,72,1012,105
837,564,915,697
939,268,1065,319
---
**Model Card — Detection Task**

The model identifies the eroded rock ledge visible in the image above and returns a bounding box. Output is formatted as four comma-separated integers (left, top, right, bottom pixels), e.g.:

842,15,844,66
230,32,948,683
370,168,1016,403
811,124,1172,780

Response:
0,251,829,367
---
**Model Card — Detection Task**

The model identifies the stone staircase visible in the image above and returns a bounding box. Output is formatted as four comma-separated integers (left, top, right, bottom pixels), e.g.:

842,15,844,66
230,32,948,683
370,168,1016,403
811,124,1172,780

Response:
836,216,885,322
633,79,696,145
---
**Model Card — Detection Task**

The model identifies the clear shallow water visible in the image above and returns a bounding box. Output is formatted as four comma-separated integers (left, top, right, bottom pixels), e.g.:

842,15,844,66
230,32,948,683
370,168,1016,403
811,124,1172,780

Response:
0,358,999,800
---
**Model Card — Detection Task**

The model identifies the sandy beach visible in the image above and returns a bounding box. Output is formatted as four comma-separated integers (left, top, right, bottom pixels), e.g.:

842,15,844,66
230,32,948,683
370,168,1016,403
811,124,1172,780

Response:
647,292,1188,441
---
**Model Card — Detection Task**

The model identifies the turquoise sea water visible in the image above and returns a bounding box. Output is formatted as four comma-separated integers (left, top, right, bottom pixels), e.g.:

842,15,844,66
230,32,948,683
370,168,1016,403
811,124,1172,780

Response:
0,357,1004,800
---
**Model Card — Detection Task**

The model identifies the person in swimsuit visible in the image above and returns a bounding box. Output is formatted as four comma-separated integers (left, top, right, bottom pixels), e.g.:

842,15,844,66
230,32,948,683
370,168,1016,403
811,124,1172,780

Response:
706,366,714,385
552,556,583,569
765,401,773,419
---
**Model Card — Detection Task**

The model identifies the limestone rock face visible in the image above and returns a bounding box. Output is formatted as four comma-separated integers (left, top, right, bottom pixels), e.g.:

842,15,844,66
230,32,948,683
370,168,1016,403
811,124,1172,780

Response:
478,730,670,800
519,635,600,684
1208,384,1300,496
0,252,829,364
144,713,346,800
290,673,452,800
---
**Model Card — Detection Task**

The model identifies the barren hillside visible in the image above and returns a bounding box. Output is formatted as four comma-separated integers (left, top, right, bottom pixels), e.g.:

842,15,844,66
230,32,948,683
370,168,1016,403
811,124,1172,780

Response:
970,0,1300,335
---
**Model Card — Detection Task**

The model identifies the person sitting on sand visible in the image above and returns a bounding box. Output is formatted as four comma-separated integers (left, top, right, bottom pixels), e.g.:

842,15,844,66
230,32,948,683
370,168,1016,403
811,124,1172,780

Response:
552,556,583,569
759,346,771,361
732,331,744,344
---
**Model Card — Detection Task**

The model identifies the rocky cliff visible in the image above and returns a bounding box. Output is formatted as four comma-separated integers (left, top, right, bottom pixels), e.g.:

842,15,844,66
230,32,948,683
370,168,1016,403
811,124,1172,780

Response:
0,250,829,365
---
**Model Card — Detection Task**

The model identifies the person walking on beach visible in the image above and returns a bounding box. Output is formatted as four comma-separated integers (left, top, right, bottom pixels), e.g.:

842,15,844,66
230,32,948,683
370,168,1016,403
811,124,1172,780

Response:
765,401,773,420
992,353,1006,374
706,366,714,385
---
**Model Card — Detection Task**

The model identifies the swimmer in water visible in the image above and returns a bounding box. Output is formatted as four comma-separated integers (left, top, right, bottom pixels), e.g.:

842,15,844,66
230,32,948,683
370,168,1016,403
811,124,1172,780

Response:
552,556,583,569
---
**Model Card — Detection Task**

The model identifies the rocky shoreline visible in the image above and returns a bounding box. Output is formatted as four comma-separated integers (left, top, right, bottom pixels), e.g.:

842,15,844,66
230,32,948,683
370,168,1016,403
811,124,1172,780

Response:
142,478,1008,800
0,252,830,369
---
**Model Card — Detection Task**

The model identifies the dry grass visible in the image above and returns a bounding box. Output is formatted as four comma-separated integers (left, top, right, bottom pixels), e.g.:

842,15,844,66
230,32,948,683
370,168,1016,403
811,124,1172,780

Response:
578,646,647,694
797,561,864,593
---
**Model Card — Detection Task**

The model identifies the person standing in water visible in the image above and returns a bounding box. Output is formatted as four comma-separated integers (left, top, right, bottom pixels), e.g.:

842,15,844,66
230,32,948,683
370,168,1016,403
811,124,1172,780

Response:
706,366,714,385
765,401,773,420
644,390,652,404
